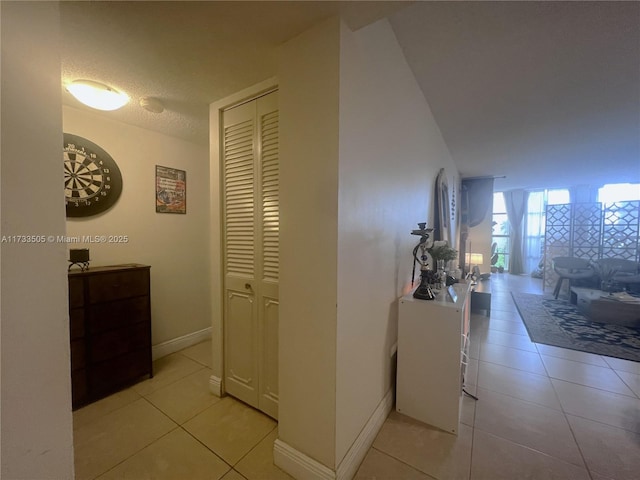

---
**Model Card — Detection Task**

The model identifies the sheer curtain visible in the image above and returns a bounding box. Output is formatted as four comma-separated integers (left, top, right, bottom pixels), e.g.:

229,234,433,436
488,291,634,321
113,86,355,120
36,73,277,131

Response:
503,189,529,274
525,191,545,274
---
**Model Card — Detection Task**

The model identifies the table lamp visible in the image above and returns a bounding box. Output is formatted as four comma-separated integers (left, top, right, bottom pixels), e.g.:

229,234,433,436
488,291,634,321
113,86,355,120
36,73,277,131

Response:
470,253,484,280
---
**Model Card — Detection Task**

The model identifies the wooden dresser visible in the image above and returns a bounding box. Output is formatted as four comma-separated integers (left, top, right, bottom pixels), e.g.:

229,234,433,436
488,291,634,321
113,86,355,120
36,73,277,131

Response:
68,264,152,409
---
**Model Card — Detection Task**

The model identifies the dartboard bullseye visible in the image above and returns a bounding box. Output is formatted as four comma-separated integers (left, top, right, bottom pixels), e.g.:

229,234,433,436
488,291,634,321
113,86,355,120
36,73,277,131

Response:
63,133,122,217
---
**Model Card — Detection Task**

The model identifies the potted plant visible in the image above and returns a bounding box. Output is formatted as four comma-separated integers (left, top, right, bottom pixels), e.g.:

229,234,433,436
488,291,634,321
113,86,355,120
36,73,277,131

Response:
592,262,619,292
427,241,458,270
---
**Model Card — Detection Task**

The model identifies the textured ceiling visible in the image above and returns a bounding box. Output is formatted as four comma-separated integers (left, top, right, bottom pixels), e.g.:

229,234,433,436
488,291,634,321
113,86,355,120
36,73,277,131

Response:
389,1,640,191
60,1,640,191
60,1,409,145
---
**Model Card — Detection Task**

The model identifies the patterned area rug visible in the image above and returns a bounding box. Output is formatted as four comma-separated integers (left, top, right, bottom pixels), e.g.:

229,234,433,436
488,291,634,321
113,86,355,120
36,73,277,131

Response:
511,292,640,362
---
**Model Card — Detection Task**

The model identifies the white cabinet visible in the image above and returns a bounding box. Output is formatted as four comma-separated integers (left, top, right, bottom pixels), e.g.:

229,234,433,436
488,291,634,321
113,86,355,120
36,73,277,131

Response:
396,283,471,434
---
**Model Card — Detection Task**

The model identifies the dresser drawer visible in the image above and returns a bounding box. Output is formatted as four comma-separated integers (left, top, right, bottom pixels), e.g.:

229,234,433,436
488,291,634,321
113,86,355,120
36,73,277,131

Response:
69,308,85,339
90,349,151,396
71,338,86,371
89,322,150,363
88,269,149,303
88,296,150,334
71,370,88,407
69,277,85,308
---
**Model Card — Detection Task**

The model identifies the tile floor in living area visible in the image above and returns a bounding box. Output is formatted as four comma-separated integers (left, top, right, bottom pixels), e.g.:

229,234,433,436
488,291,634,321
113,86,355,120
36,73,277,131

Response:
74,274,640,480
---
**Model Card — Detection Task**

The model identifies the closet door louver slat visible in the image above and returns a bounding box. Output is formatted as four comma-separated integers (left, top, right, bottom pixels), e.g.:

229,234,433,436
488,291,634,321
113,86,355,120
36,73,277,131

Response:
261,110,279,283
224,118,255,278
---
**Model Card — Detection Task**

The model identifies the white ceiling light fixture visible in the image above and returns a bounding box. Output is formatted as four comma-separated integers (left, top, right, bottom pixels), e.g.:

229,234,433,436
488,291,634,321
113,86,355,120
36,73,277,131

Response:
140,97,164,113
65,79,129,111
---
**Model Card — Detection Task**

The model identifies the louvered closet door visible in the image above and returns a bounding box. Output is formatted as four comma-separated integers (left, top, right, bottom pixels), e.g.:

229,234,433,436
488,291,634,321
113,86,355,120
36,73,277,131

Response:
256,92,279,418
222,91,279,419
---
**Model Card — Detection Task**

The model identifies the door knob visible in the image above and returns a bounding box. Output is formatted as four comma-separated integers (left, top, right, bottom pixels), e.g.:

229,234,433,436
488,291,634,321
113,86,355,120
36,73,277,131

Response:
245,283,253,291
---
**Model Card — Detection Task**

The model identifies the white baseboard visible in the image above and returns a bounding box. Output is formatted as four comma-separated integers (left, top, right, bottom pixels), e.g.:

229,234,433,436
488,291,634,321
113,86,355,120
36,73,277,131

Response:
336,388,393,480
152,327,212,360
209,375,222,397
274,388,393,480
274,439,336,480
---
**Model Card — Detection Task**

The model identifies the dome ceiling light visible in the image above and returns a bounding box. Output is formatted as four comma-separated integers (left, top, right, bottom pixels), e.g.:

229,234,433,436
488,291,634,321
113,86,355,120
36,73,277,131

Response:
65,79,129,111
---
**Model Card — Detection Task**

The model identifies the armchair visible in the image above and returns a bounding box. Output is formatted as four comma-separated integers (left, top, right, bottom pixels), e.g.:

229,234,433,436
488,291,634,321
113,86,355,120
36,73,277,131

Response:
552,256,596,299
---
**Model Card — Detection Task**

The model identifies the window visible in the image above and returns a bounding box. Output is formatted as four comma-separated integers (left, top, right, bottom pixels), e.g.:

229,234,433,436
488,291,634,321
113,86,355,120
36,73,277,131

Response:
494,189,570,275
491,192,509,271
525,191,545,274
522,189,568,274
525,189,570,273
598,183,640,203
547,189,570,205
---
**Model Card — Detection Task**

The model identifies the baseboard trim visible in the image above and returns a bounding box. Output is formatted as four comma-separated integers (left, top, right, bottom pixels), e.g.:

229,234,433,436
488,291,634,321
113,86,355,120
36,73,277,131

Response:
209,375,222,397
336,388,394,480
274,388,393,480
274,439,336,480
152,327,212,360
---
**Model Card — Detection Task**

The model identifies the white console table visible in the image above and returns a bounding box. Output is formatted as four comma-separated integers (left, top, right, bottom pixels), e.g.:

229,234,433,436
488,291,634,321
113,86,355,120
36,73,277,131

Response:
396,282,471,434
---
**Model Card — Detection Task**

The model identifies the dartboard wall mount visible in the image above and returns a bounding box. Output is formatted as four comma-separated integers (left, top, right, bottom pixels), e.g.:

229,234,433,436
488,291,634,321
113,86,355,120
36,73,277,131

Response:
64,133,123,217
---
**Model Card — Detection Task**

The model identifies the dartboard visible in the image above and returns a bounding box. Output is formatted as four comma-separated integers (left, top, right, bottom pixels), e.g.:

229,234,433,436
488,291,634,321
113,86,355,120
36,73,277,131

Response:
64,133,122,217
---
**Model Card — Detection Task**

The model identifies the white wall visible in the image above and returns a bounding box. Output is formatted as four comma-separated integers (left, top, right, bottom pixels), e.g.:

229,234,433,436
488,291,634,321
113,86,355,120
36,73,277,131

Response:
278,17,341,468
336,19,459,465
64,107,211,345
0,2,75,477
277,15,459,475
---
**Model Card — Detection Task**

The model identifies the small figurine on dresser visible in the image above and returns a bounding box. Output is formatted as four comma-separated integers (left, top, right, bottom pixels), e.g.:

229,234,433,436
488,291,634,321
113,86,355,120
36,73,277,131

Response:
68,248,90,271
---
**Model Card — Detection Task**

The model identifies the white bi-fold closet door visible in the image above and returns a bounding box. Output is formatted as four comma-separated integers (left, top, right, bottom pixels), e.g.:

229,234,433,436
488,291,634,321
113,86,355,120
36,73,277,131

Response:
222,91,279,419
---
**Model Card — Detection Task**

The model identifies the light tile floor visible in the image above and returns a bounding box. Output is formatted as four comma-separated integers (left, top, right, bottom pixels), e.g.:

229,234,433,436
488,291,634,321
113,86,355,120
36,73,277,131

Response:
74,274,640,479
359,274,640,480
73,341,291,480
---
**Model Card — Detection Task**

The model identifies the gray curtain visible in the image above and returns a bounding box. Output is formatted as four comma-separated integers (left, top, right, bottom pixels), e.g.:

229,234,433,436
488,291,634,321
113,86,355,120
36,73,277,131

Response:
460,177,494,274
504,189,528,274
463,178,495,227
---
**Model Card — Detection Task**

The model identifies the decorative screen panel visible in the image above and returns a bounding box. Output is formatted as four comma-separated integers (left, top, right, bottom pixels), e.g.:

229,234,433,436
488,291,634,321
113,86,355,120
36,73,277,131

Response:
572,203,602,262
543,200,639,292
544,204,572,291
602,201,640,260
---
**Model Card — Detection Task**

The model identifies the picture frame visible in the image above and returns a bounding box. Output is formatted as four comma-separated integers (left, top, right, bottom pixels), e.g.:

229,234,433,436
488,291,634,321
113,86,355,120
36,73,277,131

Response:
155,165,186,214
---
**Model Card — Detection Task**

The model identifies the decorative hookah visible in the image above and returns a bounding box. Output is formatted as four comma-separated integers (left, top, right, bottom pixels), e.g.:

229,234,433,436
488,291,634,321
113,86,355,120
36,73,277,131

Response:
410,223,436,300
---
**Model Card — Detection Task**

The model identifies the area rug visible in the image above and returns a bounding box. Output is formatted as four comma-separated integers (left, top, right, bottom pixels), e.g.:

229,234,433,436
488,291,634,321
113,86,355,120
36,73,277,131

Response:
511,292,640,362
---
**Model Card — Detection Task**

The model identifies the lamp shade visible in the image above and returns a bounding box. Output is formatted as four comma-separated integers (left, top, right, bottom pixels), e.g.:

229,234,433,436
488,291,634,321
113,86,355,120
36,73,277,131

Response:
470,253,484,265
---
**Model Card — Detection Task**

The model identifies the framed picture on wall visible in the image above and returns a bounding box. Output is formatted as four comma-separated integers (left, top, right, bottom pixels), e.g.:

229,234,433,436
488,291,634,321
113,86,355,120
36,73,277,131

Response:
156,165,186,214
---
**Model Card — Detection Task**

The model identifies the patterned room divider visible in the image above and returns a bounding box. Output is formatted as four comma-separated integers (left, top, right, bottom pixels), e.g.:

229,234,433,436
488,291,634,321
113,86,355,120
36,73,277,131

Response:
543,201,640,292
